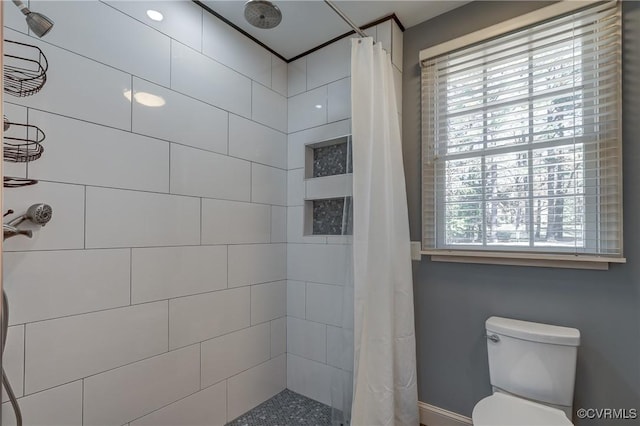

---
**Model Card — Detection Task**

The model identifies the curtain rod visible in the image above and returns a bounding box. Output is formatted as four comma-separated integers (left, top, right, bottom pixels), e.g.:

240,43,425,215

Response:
323,0,367,38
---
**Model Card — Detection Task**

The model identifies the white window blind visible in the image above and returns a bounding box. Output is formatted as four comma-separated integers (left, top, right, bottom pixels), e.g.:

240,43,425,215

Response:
421,1,622,257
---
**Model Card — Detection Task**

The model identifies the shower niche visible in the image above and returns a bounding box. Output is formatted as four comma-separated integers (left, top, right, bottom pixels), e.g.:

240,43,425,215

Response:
303,135,353,236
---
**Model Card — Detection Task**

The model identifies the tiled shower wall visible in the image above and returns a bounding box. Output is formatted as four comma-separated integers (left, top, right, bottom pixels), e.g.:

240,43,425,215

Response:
2,1,287,424
285,20,403,406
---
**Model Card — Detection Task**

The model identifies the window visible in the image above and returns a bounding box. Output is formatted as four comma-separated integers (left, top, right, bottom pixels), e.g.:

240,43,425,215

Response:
421,1,622,260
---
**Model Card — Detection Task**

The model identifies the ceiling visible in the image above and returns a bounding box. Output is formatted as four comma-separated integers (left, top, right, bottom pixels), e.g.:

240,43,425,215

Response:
200,1,469,60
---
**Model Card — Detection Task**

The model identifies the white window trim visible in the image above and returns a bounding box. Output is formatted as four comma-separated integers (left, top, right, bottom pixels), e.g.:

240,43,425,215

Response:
421,249,626,271
418,0,625,269
418,1,600,64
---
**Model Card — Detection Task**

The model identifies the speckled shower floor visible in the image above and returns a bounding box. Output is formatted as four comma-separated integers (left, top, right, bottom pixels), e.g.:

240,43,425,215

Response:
226,389,333,426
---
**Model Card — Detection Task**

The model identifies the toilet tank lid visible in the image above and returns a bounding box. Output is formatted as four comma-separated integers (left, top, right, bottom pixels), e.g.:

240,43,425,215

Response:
486,317,580,346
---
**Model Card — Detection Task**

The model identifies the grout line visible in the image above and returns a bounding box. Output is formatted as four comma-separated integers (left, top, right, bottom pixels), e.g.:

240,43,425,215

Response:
226,245,230,289
168,142,172,193
167,299,170,353
304,283,308,320
268,319,273,359
200,7,204,53
269,206,273,243
116,379,222,426
25,108,30,180
287,117,351,137
81,379,85,426
5,77,287,137
226,112,230,155
129,248,133,305
16,325,291,404
22,324,26,397
130,74,134,132
13,378,83,404
83,186,87,249
9,299,165,328
249,164,253,203
5,241,289,256
326,327,329,363
199,198,203,246
11,178,289,208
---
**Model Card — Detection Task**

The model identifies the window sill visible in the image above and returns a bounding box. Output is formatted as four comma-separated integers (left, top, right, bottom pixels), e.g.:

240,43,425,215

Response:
420,250,626,270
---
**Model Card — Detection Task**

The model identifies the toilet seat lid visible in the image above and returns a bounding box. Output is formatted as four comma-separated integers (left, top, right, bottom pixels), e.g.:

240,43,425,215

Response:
472,393,573,426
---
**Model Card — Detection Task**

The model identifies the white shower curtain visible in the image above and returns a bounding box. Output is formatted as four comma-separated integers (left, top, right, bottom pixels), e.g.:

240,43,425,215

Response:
350,38,419,426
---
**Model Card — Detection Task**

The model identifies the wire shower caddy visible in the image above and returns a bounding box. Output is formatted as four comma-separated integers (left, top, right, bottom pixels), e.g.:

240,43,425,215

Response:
3,39,50,188
3,39,48,97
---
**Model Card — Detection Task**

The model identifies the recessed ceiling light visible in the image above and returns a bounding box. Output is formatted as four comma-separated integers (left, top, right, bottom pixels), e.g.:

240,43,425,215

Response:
315,104,323,109
146,10,164,22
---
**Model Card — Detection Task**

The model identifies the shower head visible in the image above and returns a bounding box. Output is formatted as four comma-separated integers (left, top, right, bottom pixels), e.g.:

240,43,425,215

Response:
26,12,54,38
244,0,282,29
8,203,53,227
26,203,53,225
12,0,54,38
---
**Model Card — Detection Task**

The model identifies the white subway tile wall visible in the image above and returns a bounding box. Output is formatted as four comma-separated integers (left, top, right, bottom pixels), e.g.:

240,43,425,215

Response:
227,355,286,420
200,323,271,388
2,1,287,424
2,326,24,403
1,381,83,426
2,0,403,420
284,21,403,404
130,381,227,426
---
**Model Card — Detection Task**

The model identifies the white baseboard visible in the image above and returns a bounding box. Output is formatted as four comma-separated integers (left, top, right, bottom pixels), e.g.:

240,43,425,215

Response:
419,401,473,426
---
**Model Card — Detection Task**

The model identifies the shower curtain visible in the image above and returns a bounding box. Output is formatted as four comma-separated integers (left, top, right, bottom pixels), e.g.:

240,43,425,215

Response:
350,38,419,426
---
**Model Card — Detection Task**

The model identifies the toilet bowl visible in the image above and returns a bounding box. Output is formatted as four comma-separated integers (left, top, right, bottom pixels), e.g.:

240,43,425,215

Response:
472,317,580,426
473,392,573,426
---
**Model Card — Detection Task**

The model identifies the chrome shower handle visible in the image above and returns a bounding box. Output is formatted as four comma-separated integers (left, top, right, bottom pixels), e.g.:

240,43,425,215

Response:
3,224,33,240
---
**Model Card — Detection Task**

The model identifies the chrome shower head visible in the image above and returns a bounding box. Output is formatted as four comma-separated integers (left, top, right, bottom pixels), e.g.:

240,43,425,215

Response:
244,0,282,29
26,203,53,225
12,0,54,38
26,12,54,38
8,203,53,227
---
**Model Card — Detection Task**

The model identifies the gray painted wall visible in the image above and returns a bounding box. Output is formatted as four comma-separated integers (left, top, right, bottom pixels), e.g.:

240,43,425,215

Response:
402,2,640,424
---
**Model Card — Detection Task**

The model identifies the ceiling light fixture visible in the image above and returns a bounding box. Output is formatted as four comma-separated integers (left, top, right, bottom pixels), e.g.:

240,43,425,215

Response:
146,9,164,22
315,104,323,109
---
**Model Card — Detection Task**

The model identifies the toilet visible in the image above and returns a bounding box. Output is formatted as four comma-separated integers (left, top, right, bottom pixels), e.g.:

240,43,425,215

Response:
472,316,580,426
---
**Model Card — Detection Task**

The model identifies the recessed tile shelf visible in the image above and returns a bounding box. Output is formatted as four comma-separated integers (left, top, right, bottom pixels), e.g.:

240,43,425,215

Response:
304,136,353,236
304,135,352,179
308,197,353,235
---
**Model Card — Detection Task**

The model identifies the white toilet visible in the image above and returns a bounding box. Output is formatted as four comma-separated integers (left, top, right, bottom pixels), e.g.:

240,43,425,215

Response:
472,316,581,426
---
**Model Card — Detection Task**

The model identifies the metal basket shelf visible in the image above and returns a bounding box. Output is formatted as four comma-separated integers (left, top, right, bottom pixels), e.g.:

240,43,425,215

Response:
3,121,45,163
3,177,38,188
4,39,48,97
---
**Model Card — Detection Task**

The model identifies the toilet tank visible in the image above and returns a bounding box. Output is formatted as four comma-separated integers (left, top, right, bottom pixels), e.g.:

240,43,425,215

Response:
486,316,580,408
